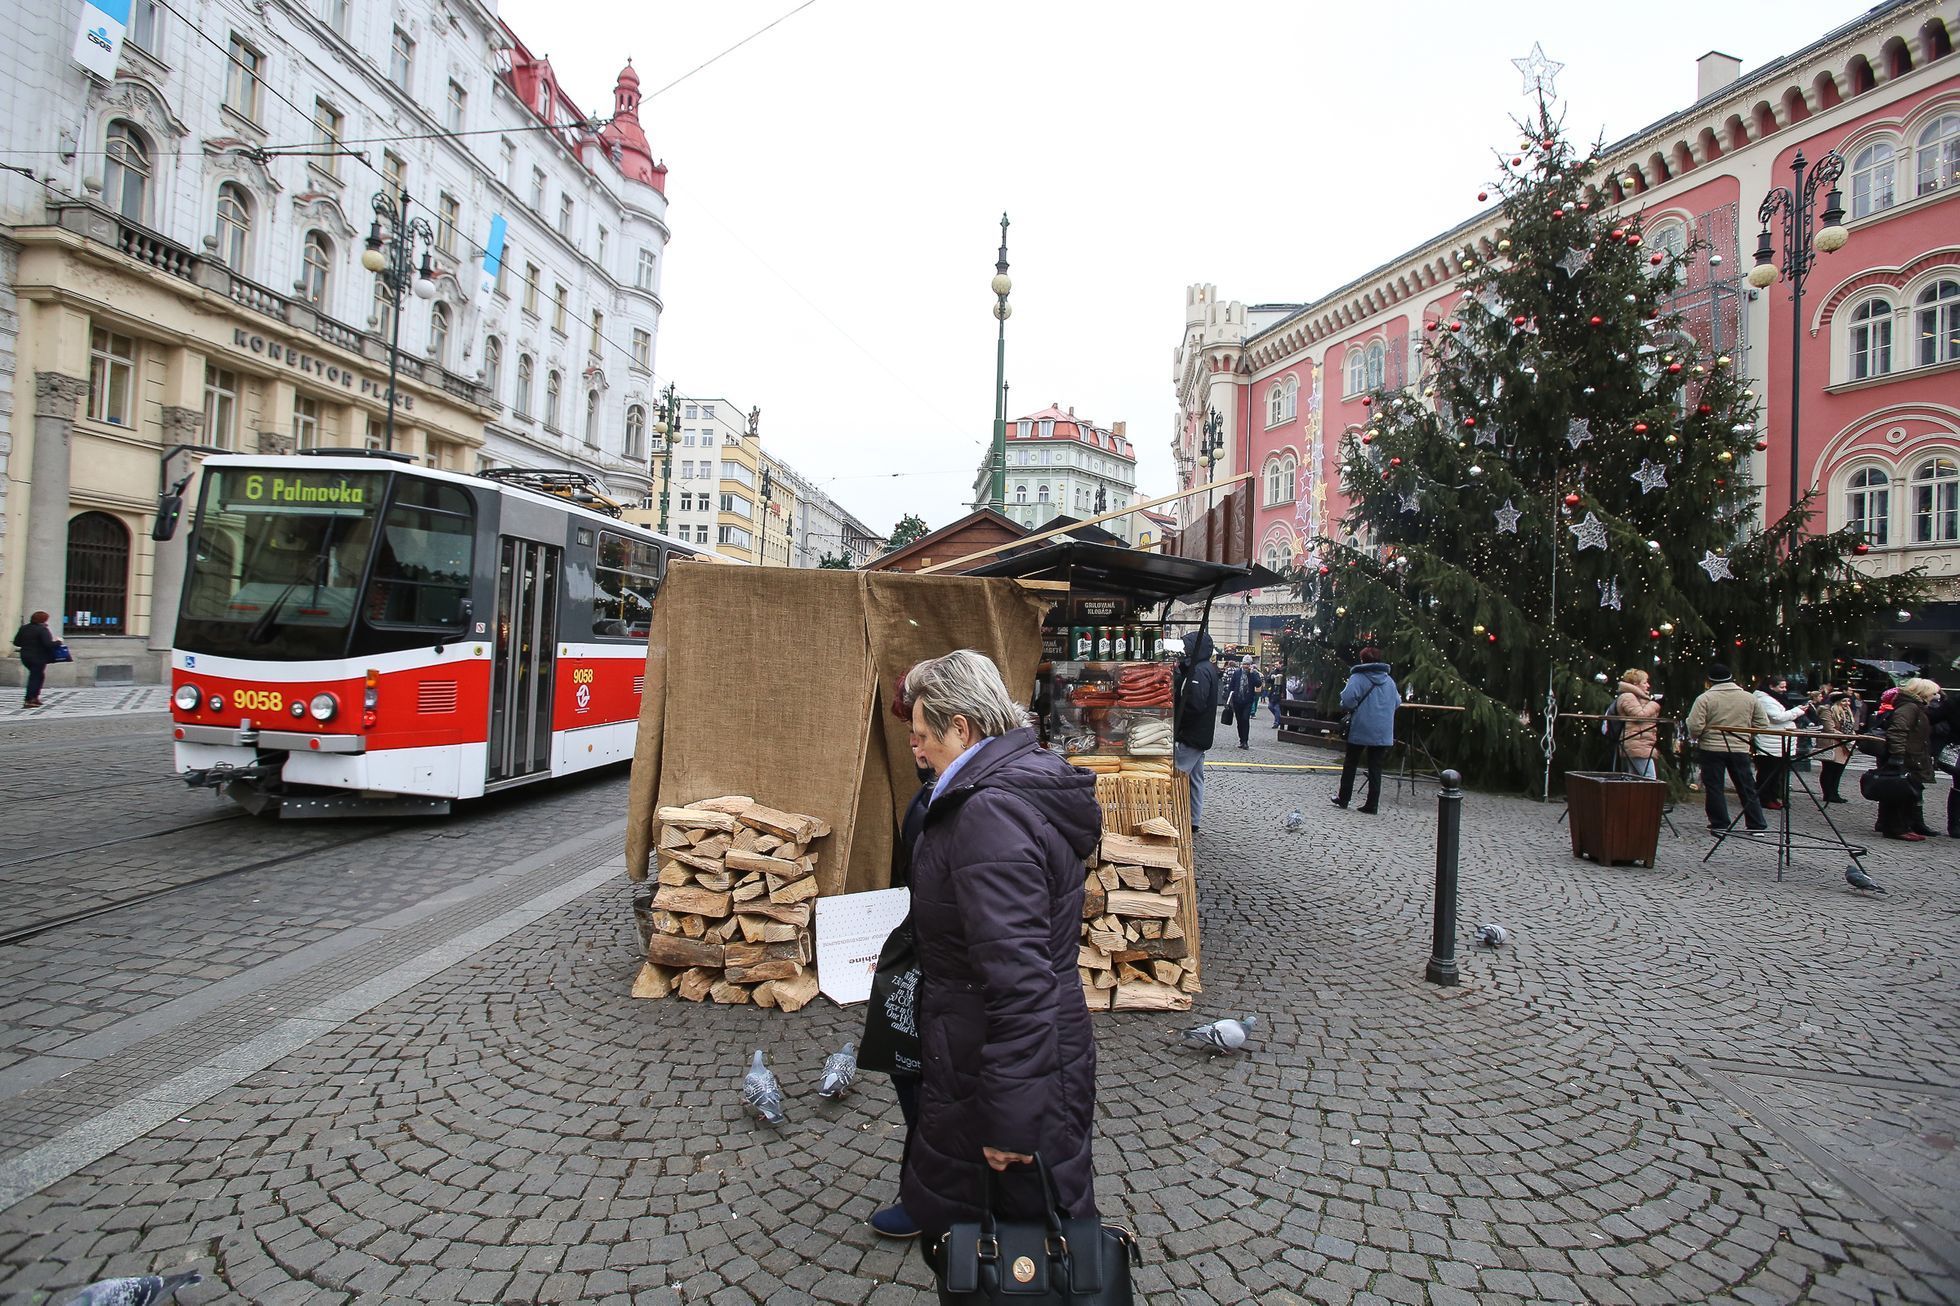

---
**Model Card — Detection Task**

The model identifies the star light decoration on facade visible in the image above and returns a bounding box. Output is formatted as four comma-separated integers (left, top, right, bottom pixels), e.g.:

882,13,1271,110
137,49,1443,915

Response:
1494,499,1522,534
1569,511,1608,551
1631,459,1669,495
1698,550,1734,581
1513,42,1565,99
1555,245,1593,278
1597,577,1623,610
1565,418,1594,449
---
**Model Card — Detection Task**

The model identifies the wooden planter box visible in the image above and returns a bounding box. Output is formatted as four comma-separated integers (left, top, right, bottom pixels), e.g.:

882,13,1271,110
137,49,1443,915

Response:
1565,771,1665,867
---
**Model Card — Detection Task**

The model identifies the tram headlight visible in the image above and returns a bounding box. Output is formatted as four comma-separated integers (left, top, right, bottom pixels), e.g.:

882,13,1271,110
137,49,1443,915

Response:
308,692,340,723
290,701,307,718
173,683,202,712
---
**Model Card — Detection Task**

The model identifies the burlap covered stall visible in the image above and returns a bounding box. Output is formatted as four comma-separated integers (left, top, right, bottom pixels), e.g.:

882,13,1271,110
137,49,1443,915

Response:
625,564,1048,896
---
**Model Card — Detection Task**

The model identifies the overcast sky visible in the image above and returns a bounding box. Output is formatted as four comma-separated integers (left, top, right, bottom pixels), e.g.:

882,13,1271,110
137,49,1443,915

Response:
497,0,1872,537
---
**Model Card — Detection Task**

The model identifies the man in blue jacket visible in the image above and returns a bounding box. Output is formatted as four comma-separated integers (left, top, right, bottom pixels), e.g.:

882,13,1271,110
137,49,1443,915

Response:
1333,647,1399,814
1173,630,1222,830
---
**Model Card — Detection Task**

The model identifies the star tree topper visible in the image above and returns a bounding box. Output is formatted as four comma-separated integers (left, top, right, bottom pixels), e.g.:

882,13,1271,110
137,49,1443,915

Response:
1698,550,1734,581
1631,459,1669,495
1512,42,1564,99
1494,499,1522,534
1569,512,1607,551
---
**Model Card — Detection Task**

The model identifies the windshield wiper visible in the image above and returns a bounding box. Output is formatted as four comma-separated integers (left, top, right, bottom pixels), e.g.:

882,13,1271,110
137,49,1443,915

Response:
247,527,338,645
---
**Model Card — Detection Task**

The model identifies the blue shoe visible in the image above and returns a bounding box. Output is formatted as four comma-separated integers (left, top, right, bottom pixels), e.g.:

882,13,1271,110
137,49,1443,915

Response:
870,1204,920,1239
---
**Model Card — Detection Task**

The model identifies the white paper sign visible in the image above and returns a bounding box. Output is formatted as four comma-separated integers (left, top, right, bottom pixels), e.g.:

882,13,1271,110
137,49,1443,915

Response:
814,888,910,1007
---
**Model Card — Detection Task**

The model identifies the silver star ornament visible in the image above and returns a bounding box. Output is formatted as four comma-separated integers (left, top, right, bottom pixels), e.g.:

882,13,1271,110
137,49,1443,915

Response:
1565,418,1594,449
1512,42,1565,99
1399,490,1421,514
1494,500,1522,534
1631,459,1669,495
1556,245,1593,277
1597,577,1623,610
1569,512,1607,551
1698,550,1733,581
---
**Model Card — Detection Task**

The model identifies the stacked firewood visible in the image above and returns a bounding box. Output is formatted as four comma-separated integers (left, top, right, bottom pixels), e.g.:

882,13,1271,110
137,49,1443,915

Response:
630,796,831,1011
1078,819,1196,1012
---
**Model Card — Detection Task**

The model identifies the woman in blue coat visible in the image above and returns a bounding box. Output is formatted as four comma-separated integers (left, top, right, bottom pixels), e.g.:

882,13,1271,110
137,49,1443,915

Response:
1332,647,1399,814
897,650,1104,1275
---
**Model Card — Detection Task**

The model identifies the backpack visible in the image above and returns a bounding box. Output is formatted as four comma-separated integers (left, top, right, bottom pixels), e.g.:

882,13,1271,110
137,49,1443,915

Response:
1858,708,1892,759
1602,714,1626,749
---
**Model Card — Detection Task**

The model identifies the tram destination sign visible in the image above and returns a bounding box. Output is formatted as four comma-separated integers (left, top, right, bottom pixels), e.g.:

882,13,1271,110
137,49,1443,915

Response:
230,329,415,411
217,471,377,514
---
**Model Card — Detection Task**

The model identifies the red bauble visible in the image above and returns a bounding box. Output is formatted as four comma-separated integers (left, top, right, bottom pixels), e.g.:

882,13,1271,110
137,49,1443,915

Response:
1578,201,1590,211
1853,542,1871,555
1715,478,1727,488
1463,417,1477,428
1650,253,1664,266
1488,633,1498,643
1318,563,1332,573
1648,308,1662,319
1628,233,1643,247
1667,363,1683,374
1650,629,1661,640
1589,315,1603,327
1380,471,1391,482
1389,456,1402,467
1754,439,1769,451
1361,396,1373,407
1633,422,1649,434
1734,638,1745,648
1360,432,1374,444
1552,209,1565,219
1477,191,1488,202
1541,137,1555,149
1697,402,1712,414
1425,320,1439,332
1448,321,1462,333
1563,492,1581,507
1513,315,1528,327
1609,228,1626,241
1511,157,1522,166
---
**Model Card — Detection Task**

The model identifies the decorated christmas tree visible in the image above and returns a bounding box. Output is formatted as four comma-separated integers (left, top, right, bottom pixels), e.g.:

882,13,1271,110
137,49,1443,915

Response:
1284,70,1925,791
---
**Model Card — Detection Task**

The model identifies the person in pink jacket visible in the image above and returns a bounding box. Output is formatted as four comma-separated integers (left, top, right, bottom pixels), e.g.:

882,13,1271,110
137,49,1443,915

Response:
1613,669,1664,779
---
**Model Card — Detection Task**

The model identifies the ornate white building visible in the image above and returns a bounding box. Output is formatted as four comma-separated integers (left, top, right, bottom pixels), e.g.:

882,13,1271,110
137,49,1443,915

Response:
0,0,668,684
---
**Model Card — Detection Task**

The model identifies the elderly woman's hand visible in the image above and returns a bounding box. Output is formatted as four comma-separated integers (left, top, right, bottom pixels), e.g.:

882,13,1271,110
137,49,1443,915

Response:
983,1147,1033,1172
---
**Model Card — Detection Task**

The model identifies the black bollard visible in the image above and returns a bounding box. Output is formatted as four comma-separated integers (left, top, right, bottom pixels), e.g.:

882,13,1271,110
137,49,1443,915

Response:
1425,769,1463,986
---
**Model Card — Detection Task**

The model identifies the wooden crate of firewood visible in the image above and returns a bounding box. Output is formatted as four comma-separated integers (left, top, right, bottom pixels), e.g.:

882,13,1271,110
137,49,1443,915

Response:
1078,815,1198,1014
628,796,832,1011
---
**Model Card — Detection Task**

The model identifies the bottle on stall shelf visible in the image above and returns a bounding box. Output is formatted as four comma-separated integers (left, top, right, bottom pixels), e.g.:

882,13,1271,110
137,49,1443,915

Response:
1112,627,1129,661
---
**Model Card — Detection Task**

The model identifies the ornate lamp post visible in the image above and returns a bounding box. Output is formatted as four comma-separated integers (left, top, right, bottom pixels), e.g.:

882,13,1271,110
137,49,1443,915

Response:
1747,148,1849,538
360,191,437,453
653,383,677,535
1198,405,1225,513
989,213,1012,514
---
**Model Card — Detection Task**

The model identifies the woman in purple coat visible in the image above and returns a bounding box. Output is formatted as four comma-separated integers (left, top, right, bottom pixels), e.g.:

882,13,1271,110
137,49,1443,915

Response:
898,650,1104,1274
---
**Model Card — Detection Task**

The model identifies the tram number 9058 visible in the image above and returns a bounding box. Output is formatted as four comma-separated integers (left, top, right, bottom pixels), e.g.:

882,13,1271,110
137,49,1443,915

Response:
570,668,596,685
233,688,285,713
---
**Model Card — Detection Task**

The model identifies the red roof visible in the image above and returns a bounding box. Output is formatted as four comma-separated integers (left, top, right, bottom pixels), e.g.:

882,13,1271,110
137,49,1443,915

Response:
1008,406,1133,459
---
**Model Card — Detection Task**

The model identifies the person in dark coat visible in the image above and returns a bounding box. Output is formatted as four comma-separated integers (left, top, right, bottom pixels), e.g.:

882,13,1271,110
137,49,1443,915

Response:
898,650,1103,1273
12,611,59,708
1224,658,1263,749
1333,647,1399,813
1172,630,1221,830
1878,678,1939,840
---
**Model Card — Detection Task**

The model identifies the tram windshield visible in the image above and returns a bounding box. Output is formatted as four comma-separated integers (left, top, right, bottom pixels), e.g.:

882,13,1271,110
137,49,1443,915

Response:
177,467,475,660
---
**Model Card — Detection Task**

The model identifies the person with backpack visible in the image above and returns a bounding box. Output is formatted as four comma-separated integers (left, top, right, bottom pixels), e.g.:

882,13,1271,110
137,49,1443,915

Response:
12,611,61,709
1224,657,1262,749
1172,631,1222,831
1332,647,1398,814
1612,668,1664,779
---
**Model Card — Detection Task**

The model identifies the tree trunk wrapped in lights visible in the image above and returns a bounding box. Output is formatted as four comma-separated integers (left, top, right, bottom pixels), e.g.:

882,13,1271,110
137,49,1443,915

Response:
1281,106,1926,792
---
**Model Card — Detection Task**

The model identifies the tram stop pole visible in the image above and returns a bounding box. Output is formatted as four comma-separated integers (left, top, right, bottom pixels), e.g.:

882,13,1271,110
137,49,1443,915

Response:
1425,768,1463,987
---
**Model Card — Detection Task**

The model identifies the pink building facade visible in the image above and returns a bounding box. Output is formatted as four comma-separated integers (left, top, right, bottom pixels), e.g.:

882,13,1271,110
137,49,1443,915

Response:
1173,0,1959,672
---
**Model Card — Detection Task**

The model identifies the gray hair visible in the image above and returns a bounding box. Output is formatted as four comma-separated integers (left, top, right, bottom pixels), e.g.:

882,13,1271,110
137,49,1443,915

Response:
905,650,1024,740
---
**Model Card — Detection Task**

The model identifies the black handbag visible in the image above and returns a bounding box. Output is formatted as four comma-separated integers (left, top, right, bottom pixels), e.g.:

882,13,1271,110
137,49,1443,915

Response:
938,1155,1139,1305
1860,765,1919,804
1219,704,1234,726
857,915,920,1078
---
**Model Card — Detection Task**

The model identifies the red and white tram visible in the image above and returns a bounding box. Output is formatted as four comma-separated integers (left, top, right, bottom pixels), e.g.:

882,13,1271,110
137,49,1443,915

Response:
169,451,708,816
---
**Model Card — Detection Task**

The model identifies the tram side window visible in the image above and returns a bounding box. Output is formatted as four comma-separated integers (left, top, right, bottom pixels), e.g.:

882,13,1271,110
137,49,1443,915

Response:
367,480,474,628
593,531,661,638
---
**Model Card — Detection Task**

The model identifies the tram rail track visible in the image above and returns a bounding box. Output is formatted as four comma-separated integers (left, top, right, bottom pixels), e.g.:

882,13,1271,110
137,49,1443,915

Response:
0,825,401,948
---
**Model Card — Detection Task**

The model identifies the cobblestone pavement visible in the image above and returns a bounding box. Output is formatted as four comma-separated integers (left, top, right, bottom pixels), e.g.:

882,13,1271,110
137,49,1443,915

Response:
0,687,171,723
0,720,1955,1305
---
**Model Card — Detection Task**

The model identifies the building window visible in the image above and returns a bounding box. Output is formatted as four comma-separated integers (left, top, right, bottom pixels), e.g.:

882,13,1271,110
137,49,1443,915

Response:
1915,279,1960,367
435,192,460,255
1910,455,1960,543
702,403,716,420
494,243,510,297
499,137,516,184
312,99,343,180
1365,340,1387,390
1914,113,1960,198
522,262,540,315
636,247,656,290
1264,453,1297,507
545,369,562,429
1848,297,1892,379
515,353,533,416
382,150,406,197
372,276,394,340
203,365,237,450
1039,419,1054,438
552,284,568,334
625,404,645,458
1846,466,1890,546
445,79,467,132
428,301,450,364
695,526,710,545
88,327,135,425
631,328,651,370
718,525,753,550
319,0,348,35
213,183,251,269
1037,484,1050,504
588,309,603,356
529,168,546,211
389,26,414,90
483,336,502,398
596,226,608,266
1850,140,1896,218
129,0,159,51
292,395,320,449
1267,384,1284,427
679,492,694,511
225,34,263,121
63,512,130,637
558,194,575,235
103,120,150,223
1646,221,1687,272
584,391,600,448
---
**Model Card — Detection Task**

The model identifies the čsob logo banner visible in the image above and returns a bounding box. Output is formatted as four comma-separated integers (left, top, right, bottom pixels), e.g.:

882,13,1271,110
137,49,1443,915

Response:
74,0,131,79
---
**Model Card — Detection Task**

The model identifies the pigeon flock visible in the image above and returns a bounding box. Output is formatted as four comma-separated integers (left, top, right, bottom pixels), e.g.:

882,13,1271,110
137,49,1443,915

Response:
740,1042,864,1125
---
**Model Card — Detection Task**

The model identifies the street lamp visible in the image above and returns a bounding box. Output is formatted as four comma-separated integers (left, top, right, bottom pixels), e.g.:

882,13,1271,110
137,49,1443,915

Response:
989,213,1012,514
653,383,677,535
1197,405,1225,512
362,190,437,453
1747,148,1849,538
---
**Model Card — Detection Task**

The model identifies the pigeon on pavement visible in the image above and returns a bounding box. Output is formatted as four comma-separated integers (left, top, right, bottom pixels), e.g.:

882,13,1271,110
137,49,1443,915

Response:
60,1273,203,1306
1180,1015,1258,1056
1283,809,1304,832
818,1042,858,1099
742,1049,785,1126
1474,923,1509,947
1845,864,1887,894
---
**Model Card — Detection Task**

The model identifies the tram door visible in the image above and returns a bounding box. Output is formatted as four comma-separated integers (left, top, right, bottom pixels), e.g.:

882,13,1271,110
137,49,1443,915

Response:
489,537,561,783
